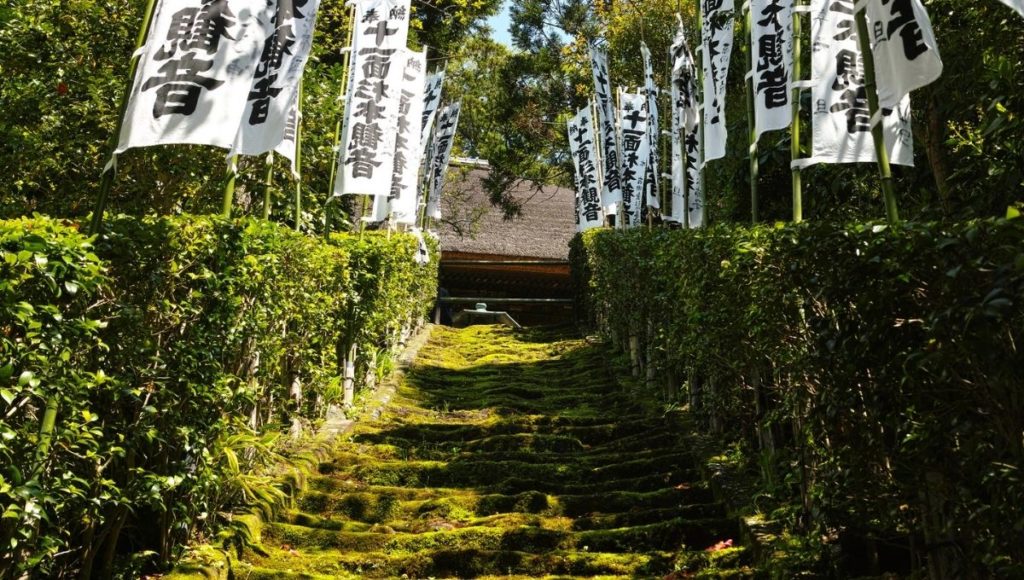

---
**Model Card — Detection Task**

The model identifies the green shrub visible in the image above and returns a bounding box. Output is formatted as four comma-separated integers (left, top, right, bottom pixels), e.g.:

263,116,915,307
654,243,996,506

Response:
573,218,1024,576
0,217,108,576
0,215,438,577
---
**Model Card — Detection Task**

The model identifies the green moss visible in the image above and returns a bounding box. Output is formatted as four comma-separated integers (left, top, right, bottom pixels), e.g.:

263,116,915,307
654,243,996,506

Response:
177,325,759,579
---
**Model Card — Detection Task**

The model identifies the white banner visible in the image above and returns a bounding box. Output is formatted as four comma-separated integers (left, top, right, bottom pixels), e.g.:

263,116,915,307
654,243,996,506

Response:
273,99,300,176
670,59,685,225
390,49,428,226
809,0,913,167
702,0,735,163
335,0,413,197
751,0,794,140
685,123,705,227
670,25,703,227
425,102,461,220
421,70,445,147
233,0,321,157
641,43,661,210
589,45,623,214
567,106,604,232
999,0,1024,18
618,91,650,228
370,190,391,222
866,0,943,109
117,0,271,153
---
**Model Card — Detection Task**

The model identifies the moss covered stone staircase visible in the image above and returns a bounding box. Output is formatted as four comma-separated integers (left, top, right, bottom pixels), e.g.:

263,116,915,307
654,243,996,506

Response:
230,325,754,578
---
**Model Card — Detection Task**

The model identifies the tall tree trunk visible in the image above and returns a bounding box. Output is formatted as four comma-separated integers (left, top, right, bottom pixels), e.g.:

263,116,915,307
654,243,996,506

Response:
922,90,953,215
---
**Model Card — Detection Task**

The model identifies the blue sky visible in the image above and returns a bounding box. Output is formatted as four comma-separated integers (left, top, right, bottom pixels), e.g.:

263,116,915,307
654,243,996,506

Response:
486,1,513,47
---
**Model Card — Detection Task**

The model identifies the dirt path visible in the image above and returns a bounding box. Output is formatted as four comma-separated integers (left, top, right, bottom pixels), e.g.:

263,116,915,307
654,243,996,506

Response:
235,325,753,578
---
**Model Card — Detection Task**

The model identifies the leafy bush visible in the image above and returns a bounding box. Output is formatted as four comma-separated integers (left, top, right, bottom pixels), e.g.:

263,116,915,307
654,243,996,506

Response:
0,217,108,575
0,216,438,577
573,217,1024,576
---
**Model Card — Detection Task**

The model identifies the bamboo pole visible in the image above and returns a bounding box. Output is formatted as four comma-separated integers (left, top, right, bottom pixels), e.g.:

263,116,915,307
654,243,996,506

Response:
88,0,160,235
744,0,760,225
294,80,304,232
674,17,691,230
223,155,238,218
662,47,672,218
359,195,369,238
591,96,607,226
692,13,708,228
616,87,626,229
47,3,160,552
327,5,356,199
263,152,274,220
854,5,900,223
791,3,804,223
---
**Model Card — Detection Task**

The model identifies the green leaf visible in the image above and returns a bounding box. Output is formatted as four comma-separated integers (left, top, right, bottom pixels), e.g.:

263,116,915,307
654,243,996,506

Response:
18,371,33,386
0,364,13,382
1007,206,1021,220
0,389,15,406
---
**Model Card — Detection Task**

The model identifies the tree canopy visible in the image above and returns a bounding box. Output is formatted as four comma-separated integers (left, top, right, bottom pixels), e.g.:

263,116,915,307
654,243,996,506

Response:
0,0,1020,224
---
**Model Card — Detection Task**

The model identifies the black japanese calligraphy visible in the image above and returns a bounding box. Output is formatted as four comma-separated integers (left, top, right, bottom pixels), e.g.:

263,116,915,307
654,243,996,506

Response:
247,0,313,125
829,48,869,132
345,2,410,183
591,47,622,205
754,0,790,111
877,0,926,60
144,0,236,118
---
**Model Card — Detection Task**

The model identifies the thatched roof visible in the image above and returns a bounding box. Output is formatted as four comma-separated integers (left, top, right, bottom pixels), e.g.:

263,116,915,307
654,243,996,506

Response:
436,168,576,260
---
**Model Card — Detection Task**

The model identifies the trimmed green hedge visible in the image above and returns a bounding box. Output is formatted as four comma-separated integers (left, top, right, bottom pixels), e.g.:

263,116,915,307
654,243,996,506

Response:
572,219,1024,576
0,215,437,578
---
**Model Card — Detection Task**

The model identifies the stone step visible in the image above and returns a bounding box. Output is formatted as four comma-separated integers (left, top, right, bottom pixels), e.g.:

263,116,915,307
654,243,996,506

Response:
187,326,763,580
286,499,727,535
241,549,663,578
348,422,678,453
297,484,718,523
315,452,696,490
242,544,753,579
266,515,739,555
347,441,695,467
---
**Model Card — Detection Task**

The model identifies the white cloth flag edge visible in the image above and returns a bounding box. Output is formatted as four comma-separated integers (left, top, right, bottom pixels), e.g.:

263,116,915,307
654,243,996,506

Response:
808,0,914,167
567,106,604,232
116,0,270,154
640,42,661,210
702,0,736,164
233,0,323,158
998,0,1024,18
421,70,446,149
589,45,623,213
335,0,413,197
617,91,651,228
391,48,429,226
751,0,795,140
866,0,943,110
273,99,301,177
425,102,461,221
